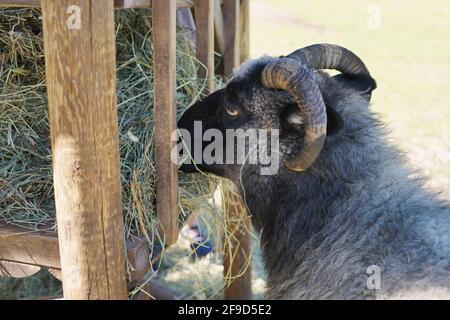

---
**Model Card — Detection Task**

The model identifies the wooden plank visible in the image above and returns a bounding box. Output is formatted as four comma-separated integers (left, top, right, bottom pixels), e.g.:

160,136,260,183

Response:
0,223,60,268
0,0,37,6
152,0,179,247
0,261,41,278
42,0,126,299
223,188,253,300
126,237,150,284
221,0,252,300
239,0,249,64
0,223,158,285
222,0,240,77
194,0,215,93
0,0,194,8
214,0,225,55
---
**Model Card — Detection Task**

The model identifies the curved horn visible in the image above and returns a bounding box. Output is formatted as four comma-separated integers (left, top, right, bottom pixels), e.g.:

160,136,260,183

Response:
262,58,327,171
287,43,371,76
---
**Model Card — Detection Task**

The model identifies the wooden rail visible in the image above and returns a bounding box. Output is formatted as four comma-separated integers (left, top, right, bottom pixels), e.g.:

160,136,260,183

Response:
0,0,194,9
0,223,158,283
0,224,60,270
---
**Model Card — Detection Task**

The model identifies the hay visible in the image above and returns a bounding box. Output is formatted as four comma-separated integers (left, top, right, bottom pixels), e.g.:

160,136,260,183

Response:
0,8,218,237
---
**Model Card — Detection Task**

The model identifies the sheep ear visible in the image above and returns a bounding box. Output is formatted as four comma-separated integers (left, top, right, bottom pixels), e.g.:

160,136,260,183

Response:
281,103,343,135
332,73,377,100
326,105,343,136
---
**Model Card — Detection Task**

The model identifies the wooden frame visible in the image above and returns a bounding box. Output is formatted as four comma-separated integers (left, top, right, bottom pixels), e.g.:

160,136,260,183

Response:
0,224,60,271
0,0,252,300
195,0,215,94
222,0,240,76
0,0,194,9
0,223,160,285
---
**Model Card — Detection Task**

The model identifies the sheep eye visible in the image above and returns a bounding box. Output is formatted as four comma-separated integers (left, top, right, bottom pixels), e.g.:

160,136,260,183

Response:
225,106,239,118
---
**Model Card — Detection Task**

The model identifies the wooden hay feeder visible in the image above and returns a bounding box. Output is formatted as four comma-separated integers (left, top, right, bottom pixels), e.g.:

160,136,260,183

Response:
0,0,252,300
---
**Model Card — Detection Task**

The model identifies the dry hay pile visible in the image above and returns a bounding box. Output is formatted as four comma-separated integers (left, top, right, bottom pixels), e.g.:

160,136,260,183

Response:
0,8,214,236
0,8,254,299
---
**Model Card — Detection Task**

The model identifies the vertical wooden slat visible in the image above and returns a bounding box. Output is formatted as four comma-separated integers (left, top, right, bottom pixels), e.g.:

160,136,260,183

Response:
152,0,179,246
222,0,240,77
223,189,252,300
239,0,249,64
222,0,252,300
195,0,215,93
42,0,127,299
214,0,225,56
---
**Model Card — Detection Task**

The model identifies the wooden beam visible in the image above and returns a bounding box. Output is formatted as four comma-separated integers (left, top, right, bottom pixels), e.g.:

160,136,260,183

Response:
152,0,179,247
239,0,249,64
42,0,126,299
126,237,151,284
194,0,215,94
0,223,159,285
223,188,253,300
0,223,60,268
221,0,252,300
0,261,41,278
0,0,194,9
214,0,225,55
0,0,38,6
222,0,240,77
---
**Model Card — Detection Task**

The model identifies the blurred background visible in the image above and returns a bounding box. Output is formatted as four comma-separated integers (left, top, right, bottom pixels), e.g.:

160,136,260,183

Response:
250,0,449,196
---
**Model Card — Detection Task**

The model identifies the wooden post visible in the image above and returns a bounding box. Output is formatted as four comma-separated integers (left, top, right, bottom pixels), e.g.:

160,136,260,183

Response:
221,0,252,300
223,188,252,300
42,0,127,299
214,0,225,56
195,0,215,93
152,0,179,246
222,0,240,77
239,0,249,64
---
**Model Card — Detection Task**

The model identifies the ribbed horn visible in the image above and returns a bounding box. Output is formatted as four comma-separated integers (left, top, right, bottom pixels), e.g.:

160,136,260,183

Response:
287,43,371,76
262,58,327,171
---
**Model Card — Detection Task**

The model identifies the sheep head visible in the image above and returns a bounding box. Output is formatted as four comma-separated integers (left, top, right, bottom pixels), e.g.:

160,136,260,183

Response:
177,44,376,182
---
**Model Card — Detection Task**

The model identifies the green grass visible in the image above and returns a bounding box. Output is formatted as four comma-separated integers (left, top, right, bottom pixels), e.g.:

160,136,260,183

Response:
250,0,450,194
